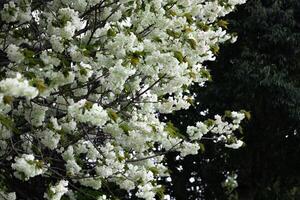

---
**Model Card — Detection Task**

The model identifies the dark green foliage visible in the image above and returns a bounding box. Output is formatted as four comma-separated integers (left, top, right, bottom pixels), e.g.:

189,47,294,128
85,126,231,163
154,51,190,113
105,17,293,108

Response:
165,0,300,199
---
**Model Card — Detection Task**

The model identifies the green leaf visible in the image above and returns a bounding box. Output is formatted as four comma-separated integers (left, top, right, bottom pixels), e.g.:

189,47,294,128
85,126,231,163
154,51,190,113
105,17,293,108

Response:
238,126,244,134
153,36,162,43
24,71,37,79
84,101,93,111
187,38,197,50
130,57,139,65
182,27,193,33
196,22,209,31
129,51,145,65
241,110,251,120
188,98,195,107
155,186,165,200
3,96,13,105
199,143,205,153
224,110,232,118
0,114,19,134
107,28,117,37
82,49,91,57
204,119,215,127
166,29,181,38
164,122,184,138
62,69,70,78
120,123,131,135
189,72,196,79
184,13,194,24
149,167,160,175
200,69,212,81
0,114,13,128
124,8,134,17
167,10,177,17
107,109,118,122
218,19,229,29
132,51,145,57
79,68,88,76
210,44,220,55
174,51,184,63
30,79,47,93
23,49,35,58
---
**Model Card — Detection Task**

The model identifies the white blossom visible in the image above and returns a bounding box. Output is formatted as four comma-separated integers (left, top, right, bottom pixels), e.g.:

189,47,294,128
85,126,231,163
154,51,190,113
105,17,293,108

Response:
0,0,247,198
0,190,16,200
68,100,109,127
44,180,69,200
0,73,38,99
11,154,46,180
225,140,244,149
5,44,24,64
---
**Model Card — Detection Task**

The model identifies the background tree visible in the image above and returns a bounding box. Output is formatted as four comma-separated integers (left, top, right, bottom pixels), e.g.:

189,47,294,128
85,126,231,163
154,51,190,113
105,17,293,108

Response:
165,0,300,199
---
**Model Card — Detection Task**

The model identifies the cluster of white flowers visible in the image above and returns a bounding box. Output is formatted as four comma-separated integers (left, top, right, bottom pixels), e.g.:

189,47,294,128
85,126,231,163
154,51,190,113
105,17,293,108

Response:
37,129,61,150
0,190,16,200
68,99,109,127
5,44,24,64
0,1,31,23
0,73,38,99
11,154,47,181
187,122,209,140
187,111,246,150
222,172,239,194
0,0,246,199
44,180,69,200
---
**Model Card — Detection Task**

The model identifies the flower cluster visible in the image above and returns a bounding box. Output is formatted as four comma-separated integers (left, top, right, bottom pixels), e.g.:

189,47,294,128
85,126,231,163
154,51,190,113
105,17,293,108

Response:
11,154,47,181
0,73,38,99
0,0,246,199
44,180,69,200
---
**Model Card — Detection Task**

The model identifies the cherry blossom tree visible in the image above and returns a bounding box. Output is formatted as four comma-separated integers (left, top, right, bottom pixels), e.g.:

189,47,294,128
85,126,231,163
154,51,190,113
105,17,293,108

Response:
0,0,246,199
